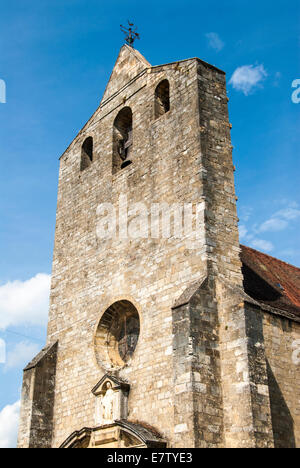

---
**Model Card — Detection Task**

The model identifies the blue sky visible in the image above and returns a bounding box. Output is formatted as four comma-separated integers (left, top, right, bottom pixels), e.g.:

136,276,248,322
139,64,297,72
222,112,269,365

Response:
0,0,299,447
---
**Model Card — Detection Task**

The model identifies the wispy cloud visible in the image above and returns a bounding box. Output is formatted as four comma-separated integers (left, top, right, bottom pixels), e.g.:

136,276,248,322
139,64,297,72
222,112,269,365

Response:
239,225,248,240
257,206,300,233
259,218,288,233
239,225,273,253
0,401,20,448
205,32,224,52
276,207,300,220
239,206,253,223
239,201,300,256
4,341,40,371
229,64,267,95
273,71,282,87
0,338,5,364
249,239,274,253
0,274,51,330
279,249,300,258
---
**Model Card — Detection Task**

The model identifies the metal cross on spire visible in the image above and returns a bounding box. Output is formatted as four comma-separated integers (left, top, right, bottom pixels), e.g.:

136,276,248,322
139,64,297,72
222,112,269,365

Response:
120,21,140,47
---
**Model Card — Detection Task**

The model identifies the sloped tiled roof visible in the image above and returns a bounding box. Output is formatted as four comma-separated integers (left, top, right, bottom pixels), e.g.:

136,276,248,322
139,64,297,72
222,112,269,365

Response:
240,245,300,320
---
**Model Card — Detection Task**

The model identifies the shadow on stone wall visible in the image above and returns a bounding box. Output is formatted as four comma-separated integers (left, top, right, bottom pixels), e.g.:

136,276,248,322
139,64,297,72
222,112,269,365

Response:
266,360,295,448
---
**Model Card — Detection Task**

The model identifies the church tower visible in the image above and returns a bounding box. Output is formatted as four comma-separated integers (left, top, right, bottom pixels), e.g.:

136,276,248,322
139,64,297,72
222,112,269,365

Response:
17,45,276,448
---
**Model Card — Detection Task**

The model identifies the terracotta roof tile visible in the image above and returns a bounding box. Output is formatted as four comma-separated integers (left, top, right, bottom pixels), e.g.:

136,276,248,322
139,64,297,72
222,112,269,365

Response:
240,245,300,319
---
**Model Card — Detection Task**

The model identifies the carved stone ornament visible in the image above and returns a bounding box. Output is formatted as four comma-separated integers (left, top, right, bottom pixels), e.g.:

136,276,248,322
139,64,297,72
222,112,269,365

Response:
92,374,130,426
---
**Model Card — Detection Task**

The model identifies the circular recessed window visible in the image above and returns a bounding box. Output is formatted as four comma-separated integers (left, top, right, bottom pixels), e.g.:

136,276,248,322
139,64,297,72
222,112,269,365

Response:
95,300,140,370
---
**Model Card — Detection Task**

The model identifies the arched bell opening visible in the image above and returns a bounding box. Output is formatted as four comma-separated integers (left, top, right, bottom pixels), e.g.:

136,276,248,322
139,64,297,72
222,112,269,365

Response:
113,107,133,174
154,80,170,119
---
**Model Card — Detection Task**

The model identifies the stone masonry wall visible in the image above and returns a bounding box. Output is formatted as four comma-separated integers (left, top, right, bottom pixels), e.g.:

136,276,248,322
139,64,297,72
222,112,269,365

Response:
263,312,300,447
196,61,242,286
215,285,274,448
17,343,57,448
172,278,224,448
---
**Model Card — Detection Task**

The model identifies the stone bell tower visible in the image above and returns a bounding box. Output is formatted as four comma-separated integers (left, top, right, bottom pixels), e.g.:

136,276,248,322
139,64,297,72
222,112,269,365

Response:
18,44,275,448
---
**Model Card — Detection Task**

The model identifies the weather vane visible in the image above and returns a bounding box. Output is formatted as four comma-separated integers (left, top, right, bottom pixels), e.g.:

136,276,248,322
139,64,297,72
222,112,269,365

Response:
120,21,140,47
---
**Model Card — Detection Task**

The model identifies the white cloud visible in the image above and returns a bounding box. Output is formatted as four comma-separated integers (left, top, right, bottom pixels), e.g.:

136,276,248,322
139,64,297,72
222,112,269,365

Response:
239,225,248,240
276,207,300,221
259,218,288,233
239,201,300,261
0,338,5,364
0,401,20,448
257,205,300,233
229,64,267,95
239,206,253,223
250,239,274,253
205,32,224,52
0,274,51,330
279,249,300,258
273,71,281,87
4,341,40,371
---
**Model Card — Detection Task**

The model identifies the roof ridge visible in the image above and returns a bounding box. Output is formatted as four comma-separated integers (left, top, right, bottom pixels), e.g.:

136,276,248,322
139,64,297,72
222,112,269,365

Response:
241,244,300,272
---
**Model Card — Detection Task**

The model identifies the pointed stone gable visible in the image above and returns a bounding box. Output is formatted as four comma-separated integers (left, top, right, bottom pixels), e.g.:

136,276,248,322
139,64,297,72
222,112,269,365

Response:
91,374,130,395
101,45,151,104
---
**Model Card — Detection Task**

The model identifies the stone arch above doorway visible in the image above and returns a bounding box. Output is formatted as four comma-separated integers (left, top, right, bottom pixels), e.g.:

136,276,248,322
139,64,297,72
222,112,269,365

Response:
59,420,166,448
